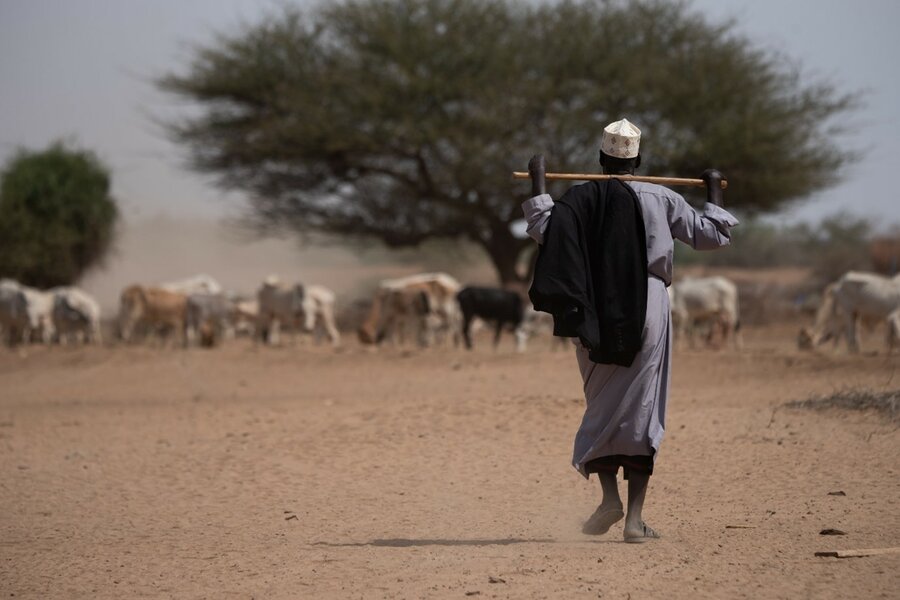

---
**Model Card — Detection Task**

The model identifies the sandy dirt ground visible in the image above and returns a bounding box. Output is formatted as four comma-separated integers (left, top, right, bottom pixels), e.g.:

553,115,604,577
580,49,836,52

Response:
1,324,898,599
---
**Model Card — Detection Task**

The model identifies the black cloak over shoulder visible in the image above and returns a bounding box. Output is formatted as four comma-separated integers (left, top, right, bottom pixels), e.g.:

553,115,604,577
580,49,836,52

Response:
528,179,648,367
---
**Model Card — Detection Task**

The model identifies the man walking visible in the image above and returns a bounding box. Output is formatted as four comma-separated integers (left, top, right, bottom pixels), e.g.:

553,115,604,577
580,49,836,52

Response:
522,118,738,542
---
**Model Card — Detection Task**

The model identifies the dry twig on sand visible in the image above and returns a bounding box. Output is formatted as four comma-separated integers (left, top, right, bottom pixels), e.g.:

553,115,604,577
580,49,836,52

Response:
785,388,900,423
815,547,900,558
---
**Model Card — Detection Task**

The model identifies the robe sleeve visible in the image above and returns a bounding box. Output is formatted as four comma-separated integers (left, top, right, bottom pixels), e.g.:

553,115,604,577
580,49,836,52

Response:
521,193,555,244
667,191,740,250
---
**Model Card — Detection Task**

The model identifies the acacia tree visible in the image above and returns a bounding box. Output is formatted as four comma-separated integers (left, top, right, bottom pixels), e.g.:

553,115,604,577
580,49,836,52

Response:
0,143,118,288
159,0,857,284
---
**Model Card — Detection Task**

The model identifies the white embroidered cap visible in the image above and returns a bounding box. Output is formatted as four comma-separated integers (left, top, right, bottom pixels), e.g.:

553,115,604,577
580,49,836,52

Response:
600,118,641,159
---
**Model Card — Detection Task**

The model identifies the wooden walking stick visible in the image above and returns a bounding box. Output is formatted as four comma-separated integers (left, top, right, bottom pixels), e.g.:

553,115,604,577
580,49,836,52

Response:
512,171,727,190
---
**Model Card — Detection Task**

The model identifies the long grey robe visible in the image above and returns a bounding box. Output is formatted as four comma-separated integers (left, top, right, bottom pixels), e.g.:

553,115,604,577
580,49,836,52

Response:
522,181,739,477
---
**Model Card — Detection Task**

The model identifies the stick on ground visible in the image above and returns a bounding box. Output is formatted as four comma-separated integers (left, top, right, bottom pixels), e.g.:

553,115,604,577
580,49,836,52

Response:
815,547,900,558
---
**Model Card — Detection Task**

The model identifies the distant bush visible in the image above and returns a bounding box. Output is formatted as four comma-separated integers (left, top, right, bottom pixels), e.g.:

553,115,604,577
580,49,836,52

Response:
0,142,118,287
675,212,874,282
869,234,900,276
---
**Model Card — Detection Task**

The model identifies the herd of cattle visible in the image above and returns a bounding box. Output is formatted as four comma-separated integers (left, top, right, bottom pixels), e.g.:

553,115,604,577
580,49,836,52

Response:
1,270,899,353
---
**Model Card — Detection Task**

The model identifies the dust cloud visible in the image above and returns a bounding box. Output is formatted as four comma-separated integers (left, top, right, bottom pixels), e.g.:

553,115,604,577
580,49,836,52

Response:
79,215,496,312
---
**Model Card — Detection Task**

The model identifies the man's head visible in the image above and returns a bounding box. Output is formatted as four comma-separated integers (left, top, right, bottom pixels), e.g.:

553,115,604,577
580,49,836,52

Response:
599,118,641,174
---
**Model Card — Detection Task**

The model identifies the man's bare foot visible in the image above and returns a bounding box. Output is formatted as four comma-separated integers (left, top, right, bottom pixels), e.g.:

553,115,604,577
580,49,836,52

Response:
582,503,624,535
623,521,661,543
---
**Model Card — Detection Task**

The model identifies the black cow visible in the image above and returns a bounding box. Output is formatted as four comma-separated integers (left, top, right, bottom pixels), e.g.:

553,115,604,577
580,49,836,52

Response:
456,286,525,350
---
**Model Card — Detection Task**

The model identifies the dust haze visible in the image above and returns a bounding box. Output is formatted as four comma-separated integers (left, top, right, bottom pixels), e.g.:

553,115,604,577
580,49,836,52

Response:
79,216,498,312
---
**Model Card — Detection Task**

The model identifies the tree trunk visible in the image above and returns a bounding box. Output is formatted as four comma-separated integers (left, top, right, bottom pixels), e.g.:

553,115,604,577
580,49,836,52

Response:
483,227,530,287
523,244,539,284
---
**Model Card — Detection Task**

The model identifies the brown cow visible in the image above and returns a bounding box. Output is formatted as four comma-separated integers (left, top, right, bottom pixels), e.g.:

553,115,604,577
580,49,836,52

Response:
118,285,188,345
358,273,461,347
359,284,431,346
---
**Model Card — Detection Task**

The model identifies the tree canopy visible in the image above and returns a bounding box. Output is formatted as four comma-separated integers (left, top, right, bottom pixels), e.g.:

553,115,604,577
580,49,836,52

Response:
0,143,118,288
159,0,858,283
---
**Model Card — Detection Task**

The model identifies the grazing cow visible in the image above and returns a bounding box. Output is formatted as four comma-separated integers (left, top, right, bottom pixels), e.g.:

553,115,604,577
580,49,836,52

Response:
230,298,259,337
669,276,741,349
0,279,30,346
7,282,56,344
160,274,223,296
257,277,304,345
360,285,431,346
799,271,900,353
513,307,571,351
888,308,900,352
185,293,233,347
457,286,527,351
302,285,341,346
51,287,102,344
257,277,340,346
358,273,461,347
118,285,188,344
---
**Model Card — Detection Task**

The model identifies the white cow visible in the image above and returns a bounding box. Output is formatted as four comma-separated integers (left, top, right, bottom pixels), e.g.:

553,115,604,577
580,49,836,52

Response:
513,306,561,352
185,293,234,347
0,279,30,346
257,276,341,346
358,272,461,347
669,276,741,349
303,285,341,346
230,298,259,337
51,287,102,344
20,284,55,344
799,271,900,353
888,308,900,351
160,274,223,296
0,280,57,344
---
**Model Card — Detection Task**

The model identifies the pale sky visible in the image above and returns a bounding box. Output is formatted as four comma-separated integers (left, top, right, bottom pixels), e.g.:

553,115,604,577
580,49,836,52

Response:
1,0,898,226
